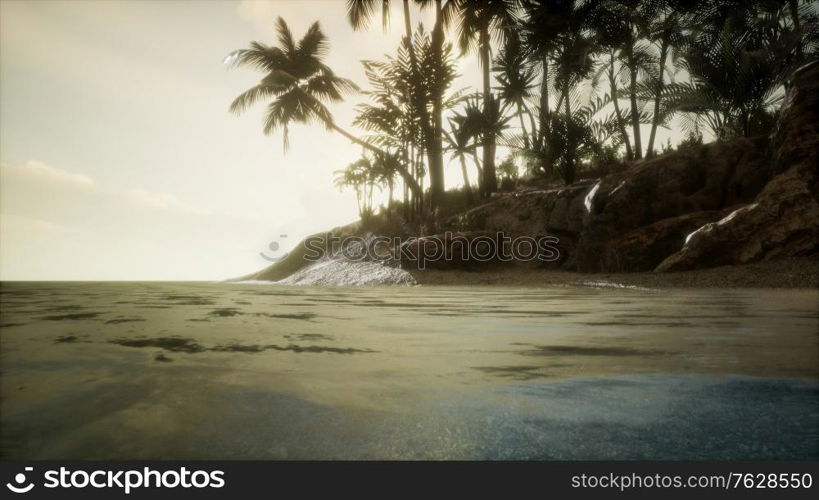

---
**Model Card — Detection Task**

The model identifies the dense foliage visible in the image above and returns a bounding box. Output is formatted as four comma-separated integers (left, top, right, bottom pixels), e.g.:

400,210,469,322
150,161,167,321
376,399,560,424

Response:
230,0,817,220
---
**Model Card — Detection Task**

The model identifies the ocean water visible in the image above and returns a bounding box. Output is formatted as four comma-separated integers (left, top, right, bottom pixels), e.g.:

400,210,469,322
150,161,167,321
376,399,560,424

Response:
0,281,817,460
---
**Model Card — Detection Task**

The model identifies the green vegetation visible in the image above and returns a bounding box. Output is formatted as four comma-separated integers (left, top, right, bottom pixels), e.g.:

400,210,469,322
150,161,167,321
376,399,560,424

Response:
229,0,817,220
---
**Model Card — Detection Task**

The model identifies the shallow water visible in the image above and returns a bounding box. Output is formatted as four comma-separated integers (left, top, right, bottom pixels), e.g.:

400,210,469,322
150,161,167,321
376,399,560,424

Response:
1,281,817,460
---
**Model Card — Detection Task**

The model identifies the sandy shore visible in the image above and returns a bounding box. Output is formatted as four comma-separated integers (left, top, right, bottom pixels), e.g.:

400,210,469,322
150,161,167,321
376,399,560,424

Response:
410,257,819,289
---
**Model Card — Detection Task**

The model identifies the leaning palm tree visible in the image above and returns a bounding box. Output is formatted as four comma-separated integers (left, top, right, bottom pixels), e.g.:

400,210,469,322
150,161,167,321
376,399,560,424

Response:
227,17,422,196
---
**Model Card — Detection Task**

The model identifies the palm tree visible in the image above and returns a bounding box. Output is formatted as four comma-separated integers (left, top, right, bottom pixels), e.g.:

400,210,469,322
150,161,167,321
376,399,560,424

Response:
228,17,422,195
593,0,656,159
519,0,593,171
590,47,634,159
346,0,392,32
455,0,519,197
372,152,401,208
644,4,686,157
493,32,538,149
347,0,448,207
443,115,479,204
665,0,804,139
334,157,372,217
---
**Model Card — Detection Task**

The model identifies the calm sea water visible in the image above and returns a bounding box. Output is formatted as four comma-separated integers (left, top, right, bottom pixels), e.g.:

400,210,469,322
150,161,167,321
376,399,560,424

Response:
1,281,817,460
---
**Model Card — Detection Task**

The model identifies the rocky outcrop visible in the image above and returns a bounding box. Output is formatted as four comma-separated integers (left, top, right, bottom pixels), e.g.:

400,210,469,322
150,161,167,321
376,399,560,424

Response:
446,182,594,236
657,60,819,271
443,182,594,266
601,208,735,272
399,230,500,270
574,136,773,271
424,61,818,274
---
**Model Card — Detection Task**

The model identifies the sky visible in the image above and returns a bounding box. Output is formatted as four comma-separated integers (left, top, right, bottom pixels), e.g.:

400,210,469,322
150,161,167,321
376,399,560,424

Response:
0,0,678,281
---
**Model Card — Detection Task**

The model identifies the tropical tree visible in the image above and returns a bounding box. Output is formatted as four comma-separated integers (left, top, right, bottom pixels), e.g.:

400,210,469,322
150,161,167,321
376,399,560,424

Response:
493,31,539,149
346,0,448,207
588,0,657,159
231,1,817,223
334,157,373,217
227,17,422,195
665,0,805,139
643,3,687,157
455,0,519,197
443,114,480,204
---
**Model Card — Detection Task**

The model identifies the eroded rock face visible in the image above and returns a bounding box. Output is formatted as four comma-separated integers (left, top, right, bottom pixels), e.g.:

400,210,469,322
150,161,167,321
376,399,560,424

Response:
575,136,773,271
601,208,735,272
443,182,594,266
657,161,819,271
447,182,594,236
656,61,819,272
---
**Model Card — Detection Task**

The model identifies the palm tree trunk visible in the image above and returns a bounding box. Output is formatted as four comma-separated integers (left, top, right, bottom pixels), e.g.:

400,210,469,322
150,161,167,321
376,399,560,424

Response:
789,0,804,60
328,121,422,195
646,40,668,158
564,80,570,117
626,42,642,159
521,100,538,144
403,181,409,219
459,155,474,204
402,0,412,36
563,79,574,180
609,50,633,159
517,101,530,149
537,56,550,151
414,147,424,216
405,0,442,208
471,149,483,181
480,26,497,197
428,0,446,208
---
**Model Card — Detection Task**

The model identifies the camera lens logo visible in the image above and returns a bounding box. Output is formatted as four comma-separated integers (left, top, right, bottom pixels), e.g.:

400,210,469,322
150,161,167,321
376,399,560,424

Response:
260,234,289,262
6,467,35,494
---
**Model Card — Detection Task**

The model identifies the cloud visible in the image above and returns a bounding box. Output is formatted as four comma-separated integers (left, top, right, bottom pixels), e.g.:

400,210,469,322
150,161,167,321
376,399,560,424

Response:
1,160,94,188
0,160,209,216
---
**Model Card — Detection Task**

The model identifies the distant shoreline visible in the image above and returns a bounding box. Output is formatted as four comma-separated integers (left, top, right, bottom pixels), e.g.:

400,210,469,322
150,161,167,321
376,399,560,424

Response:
409,257,819,289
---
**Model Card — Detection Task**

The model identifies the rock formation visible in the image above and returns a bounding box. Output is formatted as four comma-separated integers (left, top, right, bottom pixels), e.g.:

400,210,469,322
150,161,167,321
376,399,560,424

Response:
657,60,819,271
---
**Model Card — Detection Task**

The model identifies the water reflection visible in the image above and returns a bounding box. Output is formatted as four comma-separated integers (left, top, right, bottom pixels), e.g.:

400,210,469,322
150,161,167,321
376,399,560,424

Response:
0,281,817,459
